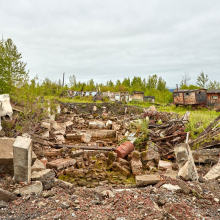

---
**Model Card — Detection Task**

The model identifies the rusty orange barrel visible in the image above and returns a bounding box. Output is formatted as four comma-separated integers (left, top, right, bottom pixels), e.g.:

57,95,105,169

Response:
115,141,134,158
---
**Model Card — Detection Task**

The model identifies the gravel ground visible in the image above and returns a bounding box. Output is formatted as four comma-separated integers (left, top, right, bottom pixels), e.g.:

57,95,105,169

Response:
1,180,220,220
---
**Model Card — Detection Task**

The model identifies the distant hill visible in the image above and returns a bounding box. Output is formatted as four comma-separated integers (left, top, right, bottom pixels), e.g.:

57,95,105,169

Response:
169,89,175,93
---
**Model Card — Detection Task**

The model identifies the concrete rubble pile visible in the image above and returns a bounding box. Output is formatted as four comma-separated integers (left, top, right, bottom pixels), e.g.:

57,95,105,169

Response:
0,96,220,219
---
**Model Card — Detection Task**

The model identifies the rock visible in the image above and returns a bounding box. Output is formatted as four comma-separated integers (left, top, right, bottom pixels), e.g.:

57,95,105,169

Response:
41,121,51,130
31,169,55,190
19,181,43,196
40,157,48,167
31,159,46,173
91,200,101,205
130,151,142,175
81,133,91,143
156,197,166,206
101,190,115,198
0,200,8,208
0,188,17,202
112,122,121,131
177,181,191,194
204,157,220,180
158,160,172,171
42,191,55,198
161,184,181,192
174,143,198,181
61,202,70,209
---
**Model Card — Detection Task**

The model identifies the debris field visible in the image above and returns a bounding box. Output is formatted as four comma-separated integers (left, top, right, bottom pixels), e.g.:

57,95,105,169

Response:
0,95,220,219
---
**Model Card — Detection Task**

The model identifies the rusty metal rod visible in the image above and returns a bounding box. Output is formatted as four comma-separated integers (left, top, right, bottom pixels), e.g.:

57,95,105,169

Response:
53,144,116,151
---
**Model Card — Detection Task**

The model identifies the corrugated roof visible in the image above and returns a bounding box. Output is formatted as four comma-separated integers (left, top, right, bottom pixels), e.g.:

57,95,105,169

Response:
207,89,220,94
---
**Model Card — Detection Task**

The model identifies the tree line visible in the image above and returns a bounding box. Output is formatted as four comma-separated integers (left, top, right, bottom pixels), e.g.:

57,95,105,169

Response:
1,37,219,104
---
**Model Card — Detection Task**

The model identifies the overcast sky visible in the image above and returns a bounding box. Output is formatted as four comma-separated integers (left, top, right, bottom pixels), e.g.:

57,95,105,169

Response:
1,0,220,88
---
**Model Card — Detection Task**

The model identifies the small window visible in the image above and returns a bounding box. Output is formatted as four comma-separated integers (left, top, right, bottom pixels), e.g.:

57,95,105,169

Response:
198,91,201,94
185,93,189,96
212,96,218,100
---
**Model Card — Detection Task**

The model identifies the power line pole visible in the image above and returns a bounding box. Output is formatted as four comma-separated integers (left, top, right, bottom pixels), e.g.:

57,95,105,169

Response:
62,72,65,87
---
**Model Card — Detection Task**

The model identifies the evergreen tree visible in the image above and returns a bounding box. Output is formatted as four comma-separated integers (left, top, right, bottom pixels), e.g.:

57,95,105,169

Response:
0,38,28,94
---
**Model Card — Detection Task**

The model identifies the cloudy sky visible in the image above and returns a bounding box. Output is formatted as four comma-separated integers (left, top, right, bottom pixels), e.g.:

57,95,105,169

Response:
1,0,220,88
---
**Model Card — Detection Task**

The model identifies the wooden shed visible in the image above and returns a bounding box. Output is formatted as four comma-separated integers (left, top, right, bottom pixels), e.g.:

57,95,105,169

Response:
207,89,220,108
173,89,207,106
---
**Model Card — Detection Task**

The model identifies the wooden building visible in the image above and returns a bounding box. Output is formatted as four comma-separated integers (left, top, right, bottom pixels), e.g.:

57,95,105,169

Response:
207,89,220,108
173,89,207,106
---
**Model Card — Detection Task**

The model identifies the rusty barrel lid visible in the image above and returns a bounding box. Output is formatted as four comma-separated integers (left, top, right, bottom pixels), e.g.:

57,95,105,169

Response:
115,141,134,158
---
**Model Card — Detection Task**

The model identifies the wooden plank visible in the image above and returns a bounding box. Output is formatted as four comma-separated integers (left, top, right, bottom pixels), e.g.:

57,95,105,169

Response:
198,115,220,137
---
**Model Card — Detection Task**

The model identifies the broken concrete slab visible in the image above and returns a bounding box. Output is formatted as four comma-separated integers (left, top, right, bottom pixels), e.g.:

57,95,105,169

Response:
31,169,55,190
85,130,116,138
174,143,199,181
13,136,32,183
161,184,181,192
135,172,177,186
192,148,220,164
52,121,66,135
89,121,105,129
41,121,51,130
0,94,13,119
158,160,172,171
31,159,46,173
19,181,43,196
81,133,91,143
0,188,17,202
204,157,220,180
46,158,76,170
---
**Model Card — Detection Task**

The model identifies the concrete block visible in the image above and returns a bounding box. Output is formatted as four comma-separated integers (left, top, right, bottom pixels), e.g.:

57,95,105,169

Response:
13,136,32,183
31,159,46,173
135,171,177,186
85,130,116,138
